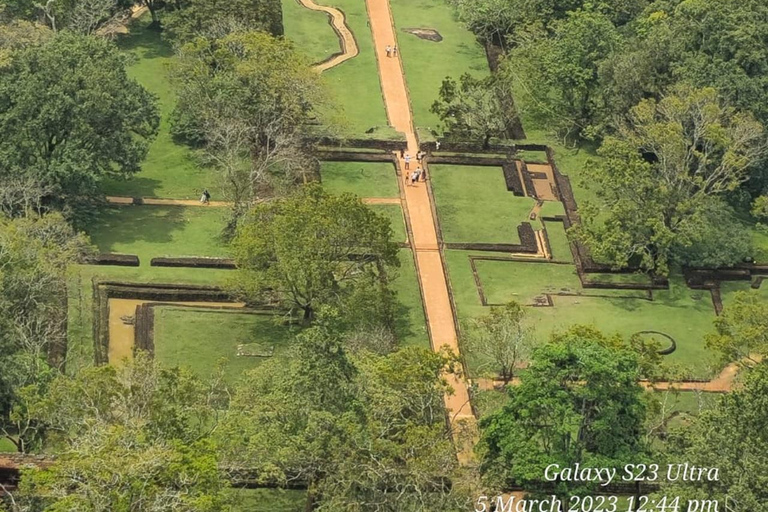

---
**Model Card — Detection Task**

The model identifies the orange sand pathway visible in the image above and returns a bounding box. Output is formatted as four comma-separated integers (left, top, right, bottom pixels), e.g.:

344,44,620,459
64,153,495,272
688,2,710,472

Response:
365,0,475,458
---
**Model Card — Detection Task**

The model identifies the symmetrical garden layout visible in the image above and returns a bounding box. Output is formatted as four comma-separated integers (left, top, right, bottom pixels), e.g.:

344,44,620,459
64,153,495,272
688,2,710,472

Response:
63,0,767,493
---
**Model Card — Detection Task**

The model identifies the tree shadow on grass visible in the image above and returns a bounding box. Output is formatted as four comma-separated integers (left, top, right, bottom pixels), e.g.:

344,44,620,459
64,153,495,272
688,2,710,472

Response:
116,17,173,59
85,206,186,253
101,176,163,197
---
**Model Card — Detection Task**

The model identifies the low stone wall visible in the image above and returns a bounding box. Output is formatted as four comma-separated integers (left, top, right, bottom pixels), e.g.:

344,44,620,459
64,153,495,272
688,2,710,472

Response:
85,253,140,267
150,257,237,270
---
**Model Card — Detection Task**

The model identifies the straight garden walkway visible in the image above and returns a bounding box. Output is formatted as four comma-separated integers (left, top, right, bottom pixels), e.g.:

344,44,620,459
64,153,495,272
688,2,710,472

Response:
365,0,476,459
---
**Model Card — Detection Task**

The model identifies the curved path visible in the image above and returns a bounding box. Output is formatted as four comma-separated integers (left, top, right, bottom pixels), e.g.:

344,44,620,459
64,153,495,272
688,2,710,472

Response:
297,0,359,72
365,0,476,463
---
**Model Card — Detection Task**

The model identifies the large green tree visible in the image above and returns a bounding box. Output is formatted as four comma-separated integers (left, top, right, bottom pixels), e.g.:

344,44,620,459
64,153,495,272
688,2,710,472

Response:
500,9,620,141
478,326,648,496
431,73,518,147
575,86,766,275
462,301,534,384
217,326,468,510
164,0,282,42
0,33,158,217
11,354,230,510
705,290,768,366
0,212,90,452
170,31,321,220
660,362,768,510
230,185,400,325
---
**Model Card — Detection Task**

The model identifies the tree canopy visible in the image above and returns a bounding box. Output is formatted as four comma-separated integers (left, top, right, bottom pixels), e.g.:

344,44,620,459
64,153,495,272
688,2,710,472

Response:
660,362,768,510
217,326,468,510
0,212,90,452
0,32,158,218
230,185,400,325
574,86,765,275
478,326,648,496
170,31,321,221
163,0,283,43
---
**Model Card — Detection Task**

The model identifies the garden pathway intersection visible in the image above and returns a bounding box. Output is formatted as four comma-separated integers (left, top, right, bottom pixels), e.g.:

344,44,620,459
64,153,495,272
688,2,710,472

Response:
365,0,477,462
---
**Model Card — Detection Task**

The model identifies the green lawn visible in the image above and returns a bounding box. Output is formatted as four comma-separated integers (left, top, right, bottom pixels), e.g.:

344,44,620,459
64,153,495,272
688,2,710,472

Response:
390,0,490,131
85,205,228,263
543,219,572,262
312,0,389,135
393,250,429,347
153,307,298,382
229,488,306,512
321,161,399,197
373,204,407,243
281,0,340,64
445,251,721,379
103,15,215,199
431,165,535,244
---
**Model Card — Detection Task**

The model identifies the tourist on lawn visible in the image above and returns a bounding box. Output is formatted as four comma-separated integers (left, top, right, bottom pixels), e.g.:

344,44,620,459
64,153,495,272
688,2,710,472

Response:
404,153,411,170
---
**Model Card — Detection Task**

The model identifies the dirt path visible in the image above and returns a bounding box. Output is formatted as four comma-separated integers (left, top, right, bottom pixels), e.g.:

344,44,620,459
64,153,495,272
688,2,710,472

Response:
365,0,476,462
476,361,745,393
106,196,400,207
296,0,359,72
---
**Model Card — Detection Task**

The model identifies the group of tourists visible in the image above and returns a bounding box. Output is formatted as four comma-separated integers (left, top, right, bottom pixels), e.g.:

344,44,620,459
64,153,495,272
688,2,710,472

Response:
402,150,427,186
385,45,398,58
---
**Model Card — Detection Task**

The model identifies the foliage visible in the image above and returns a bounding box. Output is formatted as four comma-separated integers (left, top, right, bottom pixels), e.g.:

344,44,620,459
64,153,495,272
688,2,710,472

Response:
448,0,647,45
230,185,400,324
462,301,534,384
170,31,322,220
217,325,468,510
500,9,620,141
659,362,768,510
431,73,517,147
705,290,768,366
575,86,766,275
0,212,91,452
163,0,283,43
0,32,158,218
11,354,230,510
478,326,648,496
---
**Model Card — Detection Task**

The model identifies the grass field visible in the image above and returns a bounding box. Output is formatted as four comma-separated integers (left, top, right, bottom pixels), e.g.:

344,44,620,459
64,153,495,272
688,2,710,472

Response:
431,165,535,244
153,308,298,382
229,488,306,512
85,205,228,263
321,161,399,197
104,16,214,200
373,204,407,243
281,0,340,64
286,0,389,135
444,251,721,379
390,0,489,131
393,250,429,346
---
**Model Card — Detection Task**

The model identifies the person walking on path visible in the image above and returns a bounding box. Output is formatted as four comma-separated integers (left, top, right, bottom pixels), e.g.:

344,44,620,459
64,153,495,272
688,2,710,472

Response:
200,188,211,205
404,153,411,170
386,45,391,57
392,45,398,57
411,170,420,186
420,166,427,182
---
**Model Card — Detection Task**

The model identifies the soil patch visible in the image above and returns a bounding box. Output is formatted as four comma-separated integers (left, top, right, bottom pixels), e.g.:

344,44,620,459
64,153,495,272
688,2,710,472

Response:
403,28,443,42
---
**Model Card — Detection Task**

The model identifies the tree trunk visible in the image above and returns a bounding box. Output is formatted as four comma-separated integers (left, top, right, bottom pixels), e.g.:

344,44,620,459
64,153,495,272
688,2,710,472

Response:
145,1,159,25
